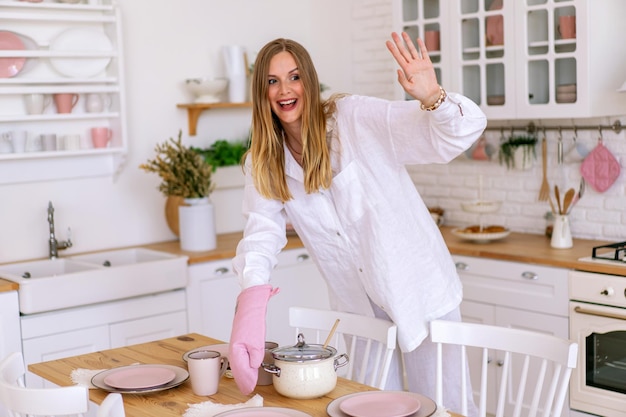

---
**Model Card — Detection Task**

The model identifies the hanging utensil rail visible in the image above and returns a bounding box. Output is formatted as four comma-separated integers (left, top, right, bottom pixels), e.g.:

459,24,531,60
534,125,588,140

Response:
484,120,623,135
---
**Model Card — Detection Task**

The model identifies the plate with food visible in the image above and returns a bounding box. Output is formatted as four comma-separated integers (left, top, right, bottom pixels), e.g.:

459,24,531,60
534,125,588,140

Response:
452,225,510,243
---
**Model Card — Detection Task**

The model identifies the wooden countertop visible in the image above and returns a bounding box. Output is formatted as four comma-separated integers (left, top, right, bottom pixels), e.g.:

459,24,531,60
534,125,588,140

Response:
144,227,626,277
2,226,623,295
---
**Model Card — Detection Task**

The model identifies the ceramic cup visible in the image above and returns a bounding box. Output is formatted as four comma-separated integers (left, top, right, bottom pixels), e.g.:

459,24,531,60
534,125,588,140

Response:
9,130,27,153
84,93,111,113
424,30,440,51
0,132,13,153
25,132,43,152
53,93,79,114
257,341,279,386
42,134,58,152
558,15,576,39
90,127,112,148
24,93,51,115
187,350,229,396
61,134,81,151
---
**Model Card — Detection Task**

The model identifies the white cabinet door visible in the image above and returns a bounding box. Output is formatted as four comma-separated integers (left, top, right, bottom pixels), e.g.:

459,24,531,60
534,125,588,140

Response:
186,248,330,347
0,291,21,361
110,311,188,348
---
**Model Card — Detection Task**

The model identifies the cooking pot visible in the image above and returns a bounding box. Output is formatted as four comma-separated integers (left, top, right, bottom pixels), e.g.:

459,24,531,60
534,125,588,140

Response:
262,333,349,399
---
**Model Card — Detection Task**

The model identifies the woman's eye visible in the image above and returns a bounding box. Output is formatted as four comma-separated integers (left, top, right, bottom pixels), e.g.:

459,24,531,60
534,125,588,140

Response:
290,74,300,81
268,79,277,85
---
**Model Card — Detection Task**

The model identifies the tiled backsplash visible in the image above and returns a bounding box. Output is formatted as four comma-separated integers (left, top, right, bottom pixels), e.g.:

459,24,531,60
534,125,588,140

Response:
407,125,626,241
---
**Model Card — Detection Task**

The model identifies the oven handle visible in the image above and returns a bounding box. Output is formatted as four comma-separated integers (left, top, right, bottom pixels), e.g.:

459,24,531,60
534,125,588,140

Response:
574,306,626,321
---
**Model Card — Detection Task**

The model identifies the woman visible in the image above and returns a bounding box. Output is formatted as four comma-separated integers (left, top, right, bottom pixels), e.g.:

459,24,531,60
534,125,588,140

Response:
228,32,486,413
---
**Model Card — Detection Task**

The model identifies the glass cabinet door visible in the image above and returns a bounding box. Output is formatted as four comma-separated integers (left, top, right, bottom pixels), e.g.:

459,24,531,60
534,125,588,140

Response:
396,0,446,100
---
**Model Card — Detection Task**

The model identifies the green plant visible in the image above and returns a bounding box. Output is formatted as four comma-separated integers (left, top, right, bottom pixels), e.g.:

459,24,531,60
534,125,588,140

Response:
139,131,214,198
498,135,538,169
192,138,250,171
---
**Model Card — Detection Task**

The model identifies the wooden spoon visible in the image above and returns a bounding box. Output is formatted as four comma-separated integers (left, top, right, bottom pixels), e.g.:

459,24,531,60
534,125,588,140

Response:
554,185,562,214
562,188,575,215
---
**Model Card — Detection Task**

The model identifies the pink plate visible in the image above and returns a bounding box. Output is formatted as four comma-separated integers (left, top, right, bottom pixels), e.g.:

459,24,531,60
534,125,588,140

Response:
339,391,421,417
0,31,26,78
214,407,311,417
103,365,176,390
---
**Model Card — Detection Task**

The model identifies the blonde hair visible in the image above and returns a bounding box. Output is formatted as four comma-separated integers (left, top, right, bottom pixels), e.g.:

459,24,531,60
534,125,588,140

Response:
247,38,333,203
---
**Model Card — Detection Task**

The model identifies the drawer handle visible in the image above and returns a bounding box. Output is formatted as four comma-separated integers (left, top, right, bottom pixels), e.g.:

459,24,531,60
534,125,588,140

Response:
296,253,310,262
521,271,538,280
455,262,469,271
214,267,230,275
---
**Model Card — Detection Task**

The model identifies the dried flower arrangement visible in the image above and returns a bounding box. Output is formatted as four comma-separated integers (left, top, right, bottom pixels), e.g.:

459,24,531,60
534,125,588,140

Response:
139,131,214,199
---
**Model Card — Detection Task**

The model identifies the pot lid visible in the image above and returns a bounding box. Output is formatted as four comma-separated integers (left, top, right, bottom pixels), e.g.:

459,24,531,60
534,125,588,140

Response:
271,333,336,362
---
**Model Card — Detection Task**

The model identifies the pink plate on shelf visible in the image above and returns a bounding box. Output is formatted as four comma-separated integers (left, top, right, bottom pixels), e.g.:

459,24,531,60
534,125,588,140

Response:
0,31,26,78
339,391,421,417
103,365,176,390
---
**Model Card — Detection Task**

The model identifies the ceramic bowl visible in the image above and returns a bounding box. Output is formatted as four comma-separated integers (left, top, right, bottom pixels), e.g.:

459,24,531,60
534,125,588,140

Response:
487,95,505,105
185,78,228,103
556,92,577,103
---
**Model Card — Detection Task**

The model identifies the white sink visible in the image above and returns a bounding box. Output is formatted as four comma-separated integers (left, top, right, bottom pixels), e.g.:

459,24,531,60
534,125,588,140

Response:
0,249,188,314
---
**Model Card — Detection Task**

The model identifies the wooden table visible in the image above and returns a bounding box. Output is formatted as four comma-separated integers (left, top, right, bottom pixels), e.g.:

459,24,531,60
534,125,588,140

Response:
29,333,457,417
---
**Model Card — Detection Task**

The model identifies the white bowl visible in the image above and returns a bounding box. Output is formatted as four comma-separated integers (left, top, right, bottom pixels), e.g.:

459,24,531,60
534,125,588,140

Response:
185,78,228,103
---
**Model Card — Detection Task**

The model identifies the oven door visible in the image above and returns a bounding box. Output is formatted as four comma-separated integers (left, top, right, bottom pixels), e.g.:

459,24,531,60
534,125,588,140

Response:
570,301,626,417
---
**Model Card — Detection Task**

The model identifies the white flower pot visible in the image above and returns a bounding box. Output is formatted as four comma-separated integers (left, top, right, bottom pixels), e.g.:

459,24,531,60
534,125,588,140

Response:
513,146,534,170
178,198,217,251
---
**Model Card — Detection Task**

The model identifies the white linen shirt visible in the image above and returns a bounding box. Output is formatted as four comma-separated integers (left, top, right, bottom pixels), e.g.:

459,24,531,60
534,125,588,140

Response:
233,93,486,352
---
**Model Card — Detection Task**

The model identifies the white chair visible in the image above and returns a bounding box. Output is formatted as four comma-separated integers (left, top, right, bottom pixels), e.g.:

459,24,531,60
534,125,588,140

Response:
97,393,125,417
288,306,397,389
0,352,125,417
430,320,578,417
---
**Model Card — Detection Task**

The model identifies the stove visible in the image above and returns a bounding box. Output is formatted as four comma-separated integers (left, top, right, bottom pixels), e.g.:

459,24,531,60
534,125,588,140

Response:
578,241,626,266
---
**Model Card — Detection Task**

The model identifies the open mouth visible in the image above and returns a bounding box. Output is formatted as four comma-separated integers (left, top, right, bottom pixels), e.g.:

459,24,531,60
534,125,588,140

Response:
279,99,297,109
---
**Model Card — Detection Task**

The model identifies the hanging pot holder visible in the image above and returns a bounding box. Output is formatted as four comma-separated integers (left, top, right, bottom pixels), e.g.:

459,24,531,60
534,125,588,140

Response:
580,139,621,193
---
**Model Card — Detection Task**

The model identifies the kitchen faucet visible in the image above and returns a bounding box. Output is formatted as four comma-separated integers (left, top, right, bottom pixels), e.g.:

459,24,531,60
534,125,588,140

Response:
47,201,72,259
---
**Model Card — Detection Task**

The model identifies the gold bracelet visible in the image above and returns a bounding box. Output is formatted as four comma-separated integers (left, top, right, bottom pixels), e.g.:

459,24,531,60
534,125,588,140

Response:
420,86,447,111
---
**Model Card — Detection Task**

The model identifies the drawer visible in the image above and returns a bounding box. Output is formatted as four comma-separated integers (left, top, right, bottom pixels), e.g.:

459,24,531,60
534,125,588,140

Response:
453,255,569,317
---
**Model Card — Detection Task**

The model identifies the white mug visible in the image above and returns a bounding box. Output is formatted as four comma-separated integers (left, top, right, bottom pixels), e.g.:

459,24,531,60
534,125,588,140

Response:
9,130,27,153
25,132,43,152
84,93,111,113
0,132,13,153
187,350,228,396
61,134,81,151
42,134,58,152
24,94,51,115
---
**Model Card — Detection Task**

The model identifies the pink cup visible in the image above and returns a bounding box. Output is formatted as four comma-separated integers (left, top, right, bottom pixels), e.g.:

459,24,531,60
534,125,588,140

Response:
90,127,112,148
558,15,576,39
53,93,79,114
424,30,440,51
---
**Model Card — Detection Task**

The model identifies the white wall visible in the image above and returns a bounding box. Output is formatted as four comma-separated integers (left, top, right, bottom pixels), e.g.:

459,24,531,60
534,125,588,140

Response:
0,0,354,263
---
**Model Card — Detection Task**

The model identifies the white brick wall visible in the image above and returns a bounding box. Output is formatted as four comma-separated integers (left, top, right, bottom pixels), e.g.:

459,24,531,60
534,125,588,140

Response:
351,0,626,242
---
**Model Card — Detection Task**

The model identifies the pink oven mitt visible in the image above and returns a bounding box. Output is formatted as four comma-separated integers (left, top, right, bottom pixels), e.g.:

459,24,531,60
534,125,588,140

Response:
229,284,279,395
580,141,621,193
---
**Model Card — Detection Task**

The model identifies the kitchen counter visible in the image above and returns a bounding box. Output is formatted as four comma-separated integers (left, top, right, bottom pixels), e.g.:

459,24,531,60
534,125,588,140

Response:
2,227,622,295
144,227,626,277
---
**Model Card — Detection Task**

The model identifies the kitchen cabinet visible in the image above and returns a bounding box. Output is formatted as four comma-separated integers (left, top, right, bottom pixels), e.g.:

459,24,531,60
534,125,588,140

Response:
0,0,128,184
20,289,187,388
453,255,570,417
394,0,626,119
186,248,331,347
0,290,22,361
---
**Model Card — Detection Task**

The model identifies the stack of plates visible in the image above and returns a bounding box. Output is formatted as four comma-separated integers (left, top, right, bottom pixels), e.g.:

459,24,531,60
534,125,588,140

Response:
91,364,189,394
215,408,312,417
556,84,577,103
327,391,437,417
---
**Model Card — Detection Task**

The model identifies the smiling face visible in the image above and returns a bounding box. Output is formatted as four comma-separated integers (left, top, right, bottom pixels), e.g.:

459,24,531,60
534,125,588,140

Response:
267,51,304,131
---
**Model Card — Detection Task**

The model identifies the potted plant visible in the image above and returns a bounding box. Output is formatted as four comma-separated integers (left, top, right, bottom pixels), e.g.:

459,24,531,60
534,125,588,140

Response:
498,134,538,170
140,131,216,251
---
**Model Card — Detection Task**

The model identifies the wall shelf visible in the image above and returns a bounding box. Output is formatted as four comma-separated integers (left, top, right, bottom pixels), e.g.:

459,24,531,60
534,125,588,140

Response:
176,102,251,136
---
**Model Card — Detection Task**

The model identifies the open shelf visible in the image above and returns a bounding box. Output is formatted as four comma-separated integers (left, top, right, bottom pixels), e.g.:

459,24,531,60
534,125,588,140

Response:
176,102,251,136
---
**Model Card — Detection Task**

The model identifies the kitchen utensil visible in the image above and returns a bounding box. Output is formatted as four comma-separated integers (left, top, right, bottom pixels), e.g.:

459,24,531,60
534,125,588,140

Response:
551,214,573,249
554,185,562,214
562,188,575,215
538,138,550,201
185,78,228,103
323,319,340,349
262,333,348,399
580,138,620,192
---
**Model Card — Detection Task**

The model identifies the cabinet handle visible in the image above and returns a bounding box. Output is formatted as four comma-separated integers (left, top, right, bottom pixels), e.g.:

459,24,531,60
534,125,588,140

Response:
497,360,504,367
214,267,230,275
296,253,309,262
455,262,469,271
521,271,538,280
